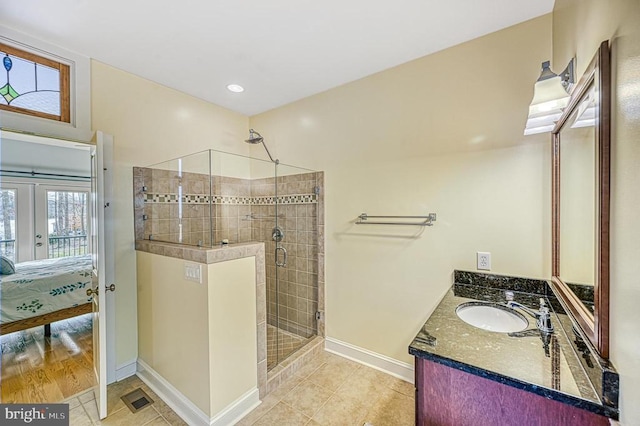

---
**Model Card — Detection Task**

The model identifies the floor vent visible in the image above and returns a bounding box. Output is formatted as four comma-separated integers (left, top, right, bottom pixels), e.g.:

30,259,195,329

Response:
121,388,154,414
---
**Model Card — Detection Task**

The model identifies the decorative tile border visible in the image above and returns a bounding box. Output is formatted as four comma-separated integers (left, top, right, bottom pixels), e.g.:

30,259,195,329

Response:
145,193,213,203
254,194,318,205
145,193,179,203
212,195,253,205
144,193,318,205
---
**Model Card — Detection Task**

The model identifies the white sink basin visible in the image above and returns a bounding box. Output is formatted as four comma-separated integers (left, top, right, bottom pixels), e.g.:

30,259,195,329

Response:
456,302,529,333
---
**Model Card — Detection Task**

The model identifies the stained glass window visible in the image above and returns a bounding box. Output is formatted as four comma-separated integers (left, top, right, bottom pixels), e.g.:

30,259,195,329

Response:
0,43,70,122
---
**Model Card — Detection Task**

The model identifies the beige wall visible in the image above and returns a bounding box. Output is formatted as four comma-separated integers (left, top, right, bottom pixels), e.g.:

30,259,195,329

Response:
137,252,257,416
207,257,257,414
553,0,640,422
250,15,553,363
91,14,553,369
137,252,211,413
91,62,250,367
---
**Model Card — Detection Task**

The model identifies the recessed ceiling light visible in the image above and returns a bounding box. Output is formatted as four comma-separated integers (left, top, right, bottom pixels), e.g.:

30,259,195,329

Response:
227,84,244,93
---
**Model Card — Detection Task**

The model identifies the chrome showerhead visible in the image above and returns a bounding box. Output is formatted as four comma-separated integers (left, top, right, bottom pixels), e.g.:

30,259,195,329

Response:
245,129,264,144
243,129,279,164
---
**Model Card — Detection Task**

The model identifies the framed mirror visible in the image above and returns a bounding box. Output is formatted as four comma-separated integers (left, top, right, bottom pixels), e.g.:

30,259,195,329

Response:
551,40,611,358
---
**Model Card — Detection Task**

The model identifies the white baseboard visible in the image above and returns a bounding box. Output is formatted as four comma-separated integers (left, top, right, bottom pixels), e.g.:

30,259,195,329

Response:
136,359,260,426
209,388,260,426
324,337,415,384
137,359,209,426
115,359,138,382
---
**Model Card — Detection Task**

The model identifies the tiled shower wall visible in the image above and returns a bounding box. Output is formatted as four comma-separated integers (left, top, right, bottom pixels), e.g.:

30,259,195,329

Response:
133,167,214,245
252,173,322,338
133,167,324,339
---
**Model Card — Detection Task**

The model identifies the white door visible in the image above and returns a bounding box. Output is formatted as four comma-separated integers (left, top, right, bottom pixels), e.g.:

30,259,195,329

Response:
0,182,34,262
89,131,113,419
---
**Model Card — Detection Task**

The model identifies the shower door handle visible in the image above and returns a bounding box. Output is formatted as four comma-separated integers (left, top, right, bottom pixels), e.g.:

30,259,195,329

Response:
275,246,287,267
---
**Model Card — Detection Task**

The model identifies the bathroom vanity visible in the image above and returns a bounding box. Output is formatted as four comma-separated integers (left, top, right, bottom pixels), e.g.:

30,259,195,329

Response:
409,270,618,425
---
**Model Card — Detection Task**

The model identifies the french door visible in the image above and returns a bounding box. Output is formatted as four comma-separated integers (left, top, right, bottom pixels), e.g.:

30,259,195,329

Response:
0,182,33,262
34,185,90,260
0,181,89,262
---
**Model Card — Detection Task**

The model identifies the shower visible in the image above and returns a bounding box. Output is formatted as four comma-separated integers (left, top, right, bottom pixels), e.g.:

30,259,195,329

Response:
244,128,322,372
245,129,279,164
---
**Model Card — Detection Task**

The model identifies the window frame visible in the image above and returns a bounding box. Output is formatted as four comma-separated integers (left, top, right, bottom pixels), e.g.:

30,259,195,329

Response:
1,42,71,123
0,25,92,142
35,183,91,260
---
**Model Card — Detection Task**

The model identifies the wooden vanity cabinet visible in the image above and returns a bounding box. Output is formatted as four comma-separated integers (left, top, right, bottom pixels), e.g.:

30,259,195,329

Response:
414,358,610,426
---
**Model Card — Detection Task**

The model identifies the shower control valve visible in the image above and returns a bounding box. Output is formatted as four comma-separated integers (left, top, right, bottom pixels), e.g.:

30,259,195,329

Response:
272,226,284,242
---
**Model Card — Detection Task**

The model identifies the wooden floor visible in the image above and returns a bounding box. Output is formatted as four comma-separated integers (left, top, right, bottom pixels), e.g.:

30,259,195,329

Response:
1,314,95,403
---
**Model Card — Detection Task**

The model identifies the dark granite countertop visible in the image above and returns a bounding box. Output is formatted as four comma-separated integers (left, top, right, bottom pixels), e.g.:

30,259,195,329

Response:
409,270,619,420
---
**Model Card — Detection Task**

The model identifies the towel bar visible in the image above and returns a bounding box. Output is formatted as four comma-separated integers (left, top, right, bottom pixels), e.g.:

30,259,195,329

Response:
356,213,436,226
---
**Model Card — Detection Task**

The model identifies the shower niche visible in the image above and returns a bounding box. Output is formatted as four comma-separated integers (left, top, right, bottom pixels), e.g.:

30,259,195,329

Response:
133,149,324,371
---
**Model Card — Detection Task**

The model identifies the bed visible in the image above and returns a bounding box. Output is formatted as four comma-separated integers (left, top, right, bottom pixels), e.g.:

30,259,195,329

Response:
0,254,93,335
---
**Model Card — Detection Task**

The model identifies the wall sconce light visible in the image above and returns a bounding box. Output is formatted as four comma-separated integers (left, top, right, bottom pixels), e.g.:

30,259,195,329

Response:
524,59,575,135
571,86,597,128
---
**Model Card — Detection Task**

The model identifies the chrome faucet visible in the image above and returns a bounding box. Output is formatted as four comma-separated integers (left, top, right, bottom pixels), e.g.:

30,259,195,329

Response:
505,292,554,334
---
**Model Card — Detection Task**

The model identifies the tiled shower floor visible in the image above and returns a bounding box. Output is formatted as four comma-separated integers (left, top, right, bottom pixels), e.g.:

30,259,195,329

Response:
267,325,311,370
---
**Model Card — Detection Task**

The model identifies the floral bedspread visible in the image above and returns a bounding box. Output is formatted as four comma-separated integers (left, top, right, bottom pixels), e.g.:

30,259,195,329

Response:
1,255,93,324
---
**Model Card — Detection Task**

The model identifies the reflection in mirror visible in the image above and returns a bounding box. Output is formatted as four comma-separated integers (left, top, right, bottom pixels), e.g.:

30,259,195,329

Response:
559,85,596,309
551,40,610,359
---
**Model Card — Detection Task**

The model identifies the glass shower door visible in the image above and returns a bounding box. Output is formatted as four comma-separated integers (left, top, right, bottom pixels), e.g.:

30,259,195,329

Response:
271,162,319,369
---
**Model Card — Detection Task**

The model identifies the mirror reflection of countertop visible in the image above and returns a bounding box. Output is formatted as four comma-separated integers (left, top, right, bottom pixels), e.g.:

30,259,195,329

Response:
408,271,618,420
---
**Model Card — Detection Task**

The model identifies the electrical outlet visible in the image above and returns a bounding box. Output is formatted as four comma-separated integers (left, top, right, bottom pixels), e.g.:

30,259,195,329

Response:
477,252,491,270
184,262,202,283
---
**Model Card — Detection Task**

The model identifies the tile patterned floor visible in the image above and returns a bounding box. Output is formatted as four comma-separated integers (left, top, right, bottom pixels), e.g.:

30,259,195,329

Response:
63,375,186,426
267,325,311,370
239,351,415,426
64,351,414,425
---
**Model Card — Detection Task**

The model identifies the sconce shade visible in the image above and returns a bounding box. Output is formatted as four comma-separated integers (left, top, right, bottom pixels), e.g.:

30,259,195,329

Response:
524,61,573,135
571,86,597,128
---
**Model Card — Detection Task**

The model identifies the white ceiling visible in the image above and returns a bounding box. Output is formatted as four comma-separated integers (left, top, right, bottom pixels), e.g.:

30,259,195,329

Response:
0,1,554,116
